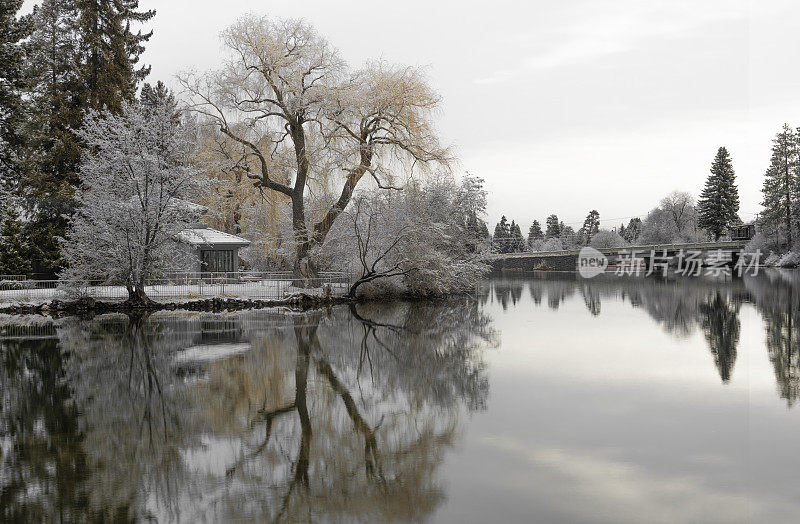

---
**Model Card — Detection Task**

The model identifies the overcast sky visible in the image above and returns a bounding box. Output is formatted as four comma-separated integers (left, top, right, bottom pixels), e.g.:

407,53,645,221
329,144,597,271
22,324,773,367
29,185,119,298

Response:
27,0,800,229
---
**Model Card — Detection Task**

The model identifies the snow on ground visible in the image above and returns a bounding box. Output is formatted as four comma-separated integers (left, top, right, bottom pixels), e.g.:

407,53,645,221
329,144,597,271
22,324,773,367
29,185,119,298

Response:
0,279,350,307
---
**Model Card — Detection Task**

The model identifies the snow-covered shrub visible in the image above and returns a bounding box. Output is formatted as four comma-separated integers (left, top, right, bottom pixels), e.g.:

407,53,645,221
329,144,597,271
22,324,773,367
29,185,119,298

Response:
589,230,628,249
776,252,800,268
540,238,564,252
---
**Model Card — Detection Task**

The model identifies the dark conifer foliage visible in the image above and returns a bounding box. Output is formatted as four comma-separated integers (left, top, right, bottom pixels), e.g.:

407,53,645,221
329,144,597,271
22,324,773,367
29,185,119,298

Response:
76,0,155,113
527,220,543,244
545,214,560,238
698,146,740,240
761,125,798,249
0,0,32,193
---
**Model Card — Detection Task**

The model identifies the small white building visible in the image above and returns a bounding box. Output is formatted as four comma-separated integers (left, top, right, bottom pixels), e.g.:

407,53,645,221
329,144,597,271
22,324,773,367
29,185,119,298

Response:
176,226,251,273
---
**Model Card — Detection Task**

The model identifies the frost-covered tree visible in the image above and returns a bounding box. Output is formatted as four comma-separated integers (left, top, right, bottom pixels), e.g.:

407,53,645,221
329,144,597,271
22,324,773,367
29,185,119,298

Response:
179,15,450,281
323,177,490,297
60,101,201,304
761,124,799,249
698,148,740,240
589,229,627,249
640,191,701,244
660,191,698,235
559,225,579,249
455,174,490,247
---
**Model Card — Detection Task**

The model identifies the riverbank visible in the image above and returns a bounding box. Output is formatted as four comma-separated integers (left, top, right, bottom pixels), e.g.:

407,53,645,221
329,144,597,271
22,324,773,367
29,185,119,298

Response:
0,293,354,317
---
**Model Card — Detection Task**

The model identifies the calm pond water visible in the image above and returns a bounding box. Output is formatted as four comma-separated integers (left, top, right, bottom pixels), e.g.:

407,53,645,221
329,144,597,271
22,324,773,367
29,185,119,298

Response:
1,271,800,523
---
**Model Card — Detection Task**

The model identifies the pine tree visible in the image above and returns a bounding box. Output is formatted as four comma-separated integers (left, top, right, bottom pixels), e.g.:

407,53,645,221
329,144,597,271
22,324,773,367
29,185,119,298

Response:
698,147,740,240
545,214,560,238
22,0,83,272
528,220,543,244
0,208,32,275
0,1,32,194
76,0,155,113
622,217,642,243
510,220,524,252
493,215,510,252
580,209,600,245
761,125,798,249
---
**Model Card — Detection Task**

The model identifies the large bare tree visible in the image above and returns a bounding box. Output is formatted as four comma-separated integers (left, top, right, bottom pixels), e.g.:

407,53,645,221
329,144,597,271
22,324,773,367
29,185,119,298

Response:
179,15,451,280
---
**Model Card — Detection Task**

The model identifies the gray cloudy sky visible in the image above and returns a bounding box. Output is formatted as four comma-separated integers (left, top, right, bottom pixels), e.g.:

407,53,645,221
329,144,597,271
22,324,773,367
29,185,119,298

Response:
32,0,800,229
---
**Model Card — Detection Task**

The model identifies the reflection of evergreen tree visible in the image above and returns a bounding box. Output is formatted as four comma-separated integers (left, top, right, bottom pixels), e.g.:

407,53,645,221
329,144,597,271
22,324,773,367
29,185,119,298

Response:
493,280,524,310
579,284,601,316
745,273,800,406
699,292,741,383
0,336,96,520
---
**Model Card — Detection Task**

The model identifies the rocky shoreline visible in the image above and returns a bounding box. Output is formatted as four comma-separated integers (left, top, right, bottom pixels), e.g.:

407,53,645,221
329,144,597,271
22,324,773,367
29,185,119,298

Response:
0,293,354,317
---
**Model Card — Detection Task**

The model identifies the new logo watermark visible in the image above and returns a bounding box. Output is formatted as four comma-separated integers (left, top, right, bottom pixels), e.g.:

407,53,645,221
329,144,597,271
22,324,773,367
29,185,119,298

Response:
578,247,608,278
577,247,762,279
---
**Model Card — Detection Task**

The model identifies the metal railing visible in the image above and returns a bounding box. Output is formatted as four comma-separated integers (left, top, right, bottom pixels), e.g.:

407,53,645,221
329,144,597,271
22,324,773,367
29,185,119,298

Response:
0,271,351,304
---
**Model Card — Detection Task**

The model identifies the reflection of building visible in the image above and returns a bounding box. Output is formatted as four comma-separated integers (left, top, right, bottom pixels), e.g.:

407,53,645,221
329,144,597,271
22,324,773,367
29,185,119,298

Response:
176,226,250,273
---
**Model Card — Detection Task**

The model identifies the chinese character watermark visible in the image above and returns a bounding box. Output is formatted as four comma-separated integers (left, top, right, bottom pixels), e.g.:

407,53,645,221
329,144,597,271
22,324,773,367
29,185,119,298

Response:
577,248,761,279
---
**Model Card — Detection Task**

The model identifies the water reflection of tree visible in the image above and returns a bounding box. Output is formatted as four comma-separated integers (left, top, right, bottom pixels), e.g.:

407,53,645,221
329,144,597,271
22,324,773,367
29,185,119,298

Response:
746,272,800,406
0,333,93,521
699,292,741,383
1,299,494,521
60,313,194,520
494,275,747,384
203,300,495,522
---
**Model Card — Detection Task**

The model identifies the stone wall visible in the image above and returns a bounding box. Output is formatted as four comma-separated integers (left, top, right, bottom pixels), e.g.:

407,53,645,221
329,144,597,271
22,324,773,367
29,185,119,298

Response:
489,254,577,273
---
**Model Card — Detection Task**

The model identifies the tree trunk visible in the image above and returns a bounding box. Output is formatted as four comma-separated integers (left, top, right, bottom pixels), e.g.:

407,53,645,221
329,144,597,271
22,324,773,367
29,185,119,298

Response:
125,280,155,307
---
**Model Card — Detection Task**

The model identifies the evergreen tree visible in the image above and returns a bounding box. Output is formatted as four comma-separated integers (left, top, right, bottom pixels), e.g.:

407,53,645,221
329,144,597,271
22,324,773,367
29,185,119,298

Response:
0,0,32,194
559,225,578,249
510,220,524,252
698,146,740,240
580,209,600,245
622,217,642,243
76,0,155,113
528,220,543,244
0,208,32,275
761,124,798,249
493,215,510,252
17,0,155,273
22,0,83,272
140,80,175,111
545,214,560,238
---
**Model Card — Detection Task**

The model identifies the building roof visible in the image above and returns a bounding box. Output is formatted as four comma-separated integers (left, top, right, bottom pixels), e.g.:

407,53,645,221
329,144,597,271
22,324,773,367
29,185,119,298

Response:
177,227,251,248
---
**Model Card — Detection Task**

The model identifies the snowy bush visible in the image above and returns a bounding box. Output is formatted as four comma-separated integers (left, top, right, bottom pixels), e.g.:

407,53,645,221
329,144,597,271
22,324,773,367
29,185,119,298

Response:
776,252,800,268
589,230,628,249
539,238,564,252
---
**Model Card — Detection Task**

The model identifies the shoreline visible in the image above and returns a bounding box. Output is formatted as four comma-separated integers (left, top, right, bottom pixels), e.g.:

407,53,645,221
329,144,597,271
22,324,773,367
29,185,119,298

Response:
0,293,355,318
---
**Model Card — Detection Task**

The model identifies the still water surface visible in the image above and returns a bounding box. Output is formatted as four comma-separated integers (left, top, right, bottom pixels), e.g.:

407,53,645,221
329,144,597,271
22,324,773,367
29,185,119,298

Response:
1,272,800,523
